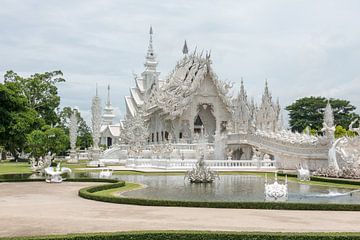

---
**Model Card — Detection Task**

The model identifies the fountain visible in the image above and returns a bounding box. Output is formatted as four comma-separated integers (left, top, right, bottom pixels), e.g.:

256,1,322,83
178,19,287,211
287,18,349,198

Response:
264,173,288,202
44,163,72,183
185,154,218,183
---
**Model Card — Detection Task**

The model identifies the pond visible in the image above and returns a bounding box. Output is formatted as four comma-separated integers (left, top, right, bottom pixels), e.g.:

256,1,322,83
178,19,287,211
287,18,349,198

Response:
2,172,360,204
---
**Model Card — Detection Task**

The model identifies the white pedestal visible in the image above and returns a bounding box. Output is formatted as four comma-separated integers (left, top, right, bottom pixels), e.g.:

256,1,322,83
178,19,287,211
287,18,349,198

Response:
67,150,78,164
87,149,105,167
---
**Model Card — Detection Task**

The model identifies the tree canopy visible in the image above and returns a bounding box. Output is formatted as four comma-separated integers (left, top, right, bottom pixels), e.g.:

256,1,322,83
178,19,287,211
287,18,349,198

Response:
0,82,39,158
286,96,359,133
0,70,68,159
4,70,65,125
26,125,68,160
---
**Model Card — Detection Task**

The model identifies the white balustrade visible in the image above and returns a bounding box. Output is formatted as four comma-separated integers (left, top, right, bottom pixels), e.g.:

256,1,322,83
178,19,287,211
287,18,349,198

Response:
126,158,276,170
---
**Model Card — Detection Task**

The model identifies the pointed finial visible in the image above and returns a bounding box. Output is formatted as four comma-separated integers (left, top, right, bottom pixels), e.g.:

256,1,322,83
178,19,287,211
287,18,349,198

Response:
95,83,98,97
106,84,111,106
146,26,155,62
264,79,270,97
182,40,188,55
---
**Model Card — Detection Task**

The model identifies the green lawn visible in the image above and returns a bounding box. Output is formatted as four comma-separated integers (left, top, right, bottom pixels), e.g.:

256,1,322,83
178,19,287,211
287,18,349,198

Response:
92,182,143,197
0,160,89,174
0,162,31,174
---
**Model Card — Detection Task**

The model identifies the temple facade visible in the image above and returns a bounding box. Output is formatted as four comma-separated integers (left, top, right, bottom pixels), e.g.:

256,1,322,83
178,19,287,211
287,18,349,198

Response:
99,27,330,170
123,27,281,144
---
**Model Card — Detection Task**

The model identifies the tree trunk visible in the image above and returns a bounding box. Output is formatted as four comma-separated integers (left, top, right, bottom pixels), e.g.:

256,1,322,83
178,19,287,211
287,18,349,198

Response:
1,151,6,160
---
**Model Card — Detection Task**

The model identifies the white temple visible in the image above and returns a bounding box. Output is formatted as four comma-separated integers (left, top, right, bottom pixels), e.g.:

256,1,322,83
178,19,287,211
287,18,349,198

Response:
97,27,338,170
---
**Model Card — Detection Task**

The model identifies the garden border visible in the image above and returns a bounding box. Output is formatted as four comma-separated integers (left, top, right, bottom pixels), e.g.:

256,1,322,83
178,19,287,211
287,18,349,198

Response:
78,179,360,211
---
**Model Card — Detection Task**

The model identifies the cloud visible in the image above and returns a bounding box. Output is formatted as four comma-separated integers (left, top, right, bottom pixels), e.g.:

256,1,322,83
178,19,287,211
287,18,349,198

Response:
1,0,360,124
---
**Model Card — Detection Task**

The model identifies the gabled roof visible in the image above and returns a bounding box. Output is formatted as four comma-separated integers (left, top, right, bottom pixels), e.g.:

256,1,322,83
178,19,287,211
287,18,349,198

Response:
153,51,232,119
125,96,137,117
130,87,144,106
100,123,121,137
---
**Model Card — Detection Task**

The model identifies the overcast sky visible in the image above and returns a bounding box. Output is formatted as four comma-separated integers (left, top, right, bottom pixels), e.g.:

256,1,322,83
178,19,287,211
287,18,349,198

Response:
1,0,360,124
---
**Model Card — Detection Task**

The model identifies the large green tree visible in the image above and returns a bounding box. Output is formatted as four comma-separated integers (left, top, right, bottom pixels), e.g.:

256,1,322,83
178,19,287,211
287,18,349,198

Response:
286,96,359,132
4,70,65,125
26,125,68,161
58,107,93,149
0,82,39,159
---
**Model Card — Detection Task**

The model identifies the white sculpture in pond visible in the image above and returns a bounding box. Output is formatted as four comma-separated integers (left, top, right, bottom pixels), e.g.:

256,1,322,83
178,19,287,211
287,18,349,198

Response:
265,173,288,202
44,163,72,183
185,153,218,183
297,164,310,181
99,168,113,178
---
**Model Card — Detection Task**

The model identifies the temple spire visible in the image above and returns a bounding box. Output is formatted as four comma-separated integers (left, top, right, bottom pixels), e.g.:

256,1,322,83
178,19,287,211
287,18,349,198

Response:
239,77,247,101
262,79,272,103
146,26,155,60
102,84,115,125
106,84,111,106
182,40,188,55
144,26,157,70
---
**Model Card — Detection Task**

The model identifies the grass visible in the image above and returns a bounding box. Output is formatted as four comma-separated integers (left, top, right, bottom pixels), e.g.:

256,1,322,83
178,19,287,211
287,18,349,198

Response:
0,162,31,174
92,182,143,197
0,160,90,174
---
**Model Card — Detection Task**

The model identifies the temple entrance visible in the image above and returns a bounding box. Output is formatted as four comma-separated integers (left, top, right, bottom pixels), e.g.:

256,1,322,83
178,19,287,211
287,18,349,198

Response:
194,104,216,142
107,137,112,147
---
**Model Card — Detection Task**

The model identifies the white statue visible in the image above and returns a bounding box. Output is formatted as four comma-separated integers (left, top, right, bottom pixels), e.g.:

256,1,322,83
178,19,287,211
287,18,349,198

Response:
99,168,113,178
297,164,310,181
44,163,72,183
265,173,288,202
185,153,218,183
88,87,104,167
349,118,360,136
68,109,78,163
30,152,53,173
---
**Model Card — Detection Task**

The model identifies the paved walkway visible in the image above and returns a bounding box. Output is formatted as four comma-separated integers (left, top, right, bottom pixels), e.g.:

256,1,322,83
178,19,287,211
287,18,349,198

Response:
1,182,360,237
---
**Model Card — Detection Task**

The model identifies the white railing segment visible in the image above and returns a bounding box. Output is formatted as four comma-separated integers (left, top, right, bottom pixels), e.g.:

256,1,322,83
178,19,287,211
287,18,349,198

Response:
126,158,276,170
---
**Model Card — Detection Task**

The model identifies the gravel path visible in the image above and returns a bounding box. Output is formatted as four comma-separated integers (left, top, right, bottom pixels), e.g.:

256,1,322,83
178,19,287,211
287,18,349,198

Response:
1,182,360,237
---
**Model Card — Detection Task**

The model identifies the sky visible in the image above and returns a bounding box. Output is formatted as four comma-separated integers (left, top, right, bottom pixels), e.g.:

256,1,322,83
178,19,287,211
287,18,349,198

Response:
1,0,360,124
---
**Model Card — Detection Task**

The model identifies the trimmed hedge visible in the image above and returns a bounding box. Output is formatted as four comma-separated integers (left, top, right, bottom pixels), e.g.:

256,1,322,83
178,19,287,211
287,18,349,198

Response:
2,231,360,240
79,181,360,211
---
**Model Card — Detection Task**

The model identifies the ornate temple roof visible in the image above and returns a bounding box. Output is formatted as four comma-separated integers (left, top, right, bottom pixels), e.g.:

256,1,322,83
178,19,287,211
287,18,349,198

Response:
152,50,232,119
